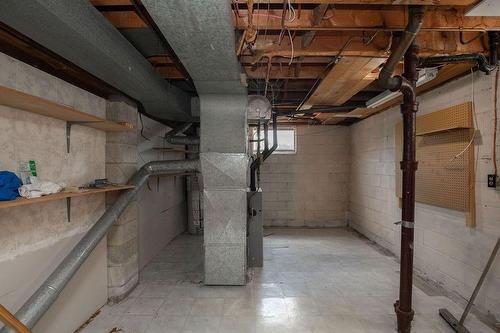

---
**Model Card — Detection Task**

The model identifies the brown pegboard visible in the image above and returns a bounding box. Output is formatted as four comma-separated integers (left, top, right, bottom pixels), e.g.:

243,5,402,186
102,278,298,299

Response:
395,102,475,227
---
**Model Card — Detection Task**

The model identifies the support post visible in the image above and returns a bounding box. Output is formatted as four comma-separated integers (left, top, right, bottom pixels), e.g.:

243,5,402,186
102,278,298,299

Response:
394,42,419,333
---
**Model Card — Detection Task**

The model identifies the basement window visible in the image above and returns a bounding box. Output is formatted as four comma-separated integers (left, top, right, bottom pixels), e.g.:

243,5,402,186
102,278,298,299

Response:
253,128,296,154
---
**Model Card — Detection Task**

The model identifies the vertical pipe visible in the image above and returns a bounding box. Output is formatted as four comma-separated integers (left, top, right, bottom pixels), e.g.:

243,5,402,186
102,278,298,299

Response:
394,42,419,333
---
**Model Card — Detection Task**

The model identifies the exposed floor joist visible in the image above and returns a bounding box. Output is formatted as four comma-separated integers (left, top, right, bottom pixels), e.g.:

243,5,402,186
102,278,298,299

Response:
301,57,384,109
235,0,479,4
321,62,473,124
233,7,500,31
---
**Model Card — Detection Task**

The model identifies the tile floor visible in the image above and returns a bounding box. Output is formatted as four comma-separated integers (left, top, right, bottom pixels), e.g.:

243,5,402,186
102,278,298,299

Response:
80,228,495,333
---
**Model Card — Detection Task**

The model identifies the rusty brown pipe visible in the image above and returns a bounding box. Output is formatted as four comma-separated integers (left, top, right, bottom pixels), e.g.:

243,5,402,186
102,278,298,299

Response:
394,42,419,333
375,5,424,333
378,6,425,92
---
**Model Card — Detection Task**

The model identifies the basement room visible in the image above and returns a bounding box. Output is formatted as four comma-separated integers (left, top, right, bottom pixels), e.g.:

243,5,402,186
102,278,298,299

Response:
0,1,499,333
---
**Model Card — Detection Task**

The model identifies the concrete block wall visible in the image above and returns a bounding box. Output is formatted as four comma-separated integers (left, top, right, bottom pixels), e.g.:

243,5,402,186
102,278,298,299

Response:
349,71,500,320
200,94,248,285
260,125,350,227
106,100,139,302
106,101,188,301
0,52,108,332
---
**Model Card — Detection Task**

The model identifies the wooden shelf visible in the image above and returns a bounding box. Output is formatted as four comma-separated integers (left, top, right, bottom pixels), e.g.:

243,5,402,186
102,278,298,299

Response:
0,185,134,209
416,126,472,136
0,86,134,132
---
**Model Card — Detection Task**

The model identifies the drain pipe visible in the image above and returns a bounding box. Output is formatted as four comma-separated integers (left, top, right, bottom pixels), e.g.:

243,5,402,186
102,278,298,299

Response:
395,42,420,333
418,31,499,74
378,6,424,92
376,6,424,333
250,113,278,191
165,123,200,145
2,159,200,332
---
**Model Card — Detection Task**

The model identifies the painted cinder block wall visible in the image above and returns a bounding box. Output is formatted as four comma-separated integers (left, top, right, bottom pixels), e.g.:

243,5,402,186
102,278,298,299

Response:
349,71,500,320
106,100,188,300
260,125,350,227
0,52,108,332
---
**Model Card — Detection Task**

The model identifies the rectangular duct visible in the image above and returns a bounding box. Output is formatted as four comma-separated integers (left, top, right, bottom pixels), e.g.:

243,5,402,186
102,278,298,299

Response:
200,94,249,285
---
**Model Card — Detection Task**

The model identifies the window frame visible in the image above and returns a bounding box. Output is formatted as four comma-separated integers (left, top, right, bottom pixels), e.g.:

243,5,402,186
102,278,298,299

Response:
253,127,296,155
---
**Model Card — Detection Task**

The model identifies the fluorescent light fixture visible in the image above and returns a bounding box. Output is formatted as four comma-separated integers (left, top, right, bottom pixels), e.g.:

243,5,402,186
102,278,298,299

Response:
466,0,500,17
366,68,438,108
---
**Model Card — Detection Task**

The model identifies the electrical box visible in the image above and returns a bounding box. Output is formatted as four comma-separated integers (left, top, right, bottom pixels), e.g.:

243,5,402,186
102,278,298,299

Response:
488,174,497,188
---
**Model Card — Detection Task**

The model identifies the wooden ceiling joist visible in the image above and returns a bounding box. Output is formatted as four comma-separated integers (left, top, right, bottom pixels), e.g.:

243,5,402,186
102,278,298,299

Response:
157,67,185,80
101,11,147,28
235,0,479,4
233,7,500,31
244,31,486,64
321,62,473,124
301,57,384,109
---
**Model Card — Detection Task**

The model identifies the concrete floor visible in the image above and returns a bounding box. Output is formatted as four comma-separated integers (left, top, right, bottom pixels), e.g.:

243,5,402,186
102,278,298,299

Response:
79,228,494,333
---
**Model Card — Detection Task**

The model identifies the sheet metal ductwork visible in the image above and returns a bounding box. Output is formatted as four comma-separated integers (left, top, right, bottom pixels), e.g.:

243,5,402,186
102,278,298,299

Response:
0,0,193,122
141,0,246,95
1,160,200,332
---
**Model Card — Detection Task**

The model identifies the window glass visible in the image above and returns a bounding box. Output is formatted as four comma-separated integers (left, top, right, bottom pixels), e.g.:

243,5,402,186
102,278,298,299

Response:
253,128,296,154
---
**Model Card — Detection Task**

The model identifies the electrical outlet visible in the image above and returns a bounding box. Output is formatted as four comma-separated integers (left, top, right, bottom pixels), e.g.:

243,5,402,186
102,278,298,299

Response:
488,174,497,188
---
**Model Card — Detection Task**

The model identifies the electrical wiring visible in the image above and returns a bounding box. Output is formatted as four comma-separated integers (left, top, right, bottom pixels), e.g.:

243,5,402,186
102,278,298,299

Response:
287,28,294,66
287,0,296,22
139,112,151,141
451,68,478,161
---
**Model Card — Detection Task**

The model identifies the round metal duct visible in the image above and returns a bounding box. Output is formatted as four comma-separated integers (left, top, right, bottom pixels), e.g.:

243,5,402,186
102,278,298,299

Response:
247,95,272,124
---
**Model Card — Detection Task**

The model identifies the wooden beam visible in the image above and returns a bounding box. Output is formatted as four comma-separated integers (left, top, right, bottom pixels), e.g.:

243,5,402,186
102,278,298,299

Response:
302,57,384,109
146,55,176,66
157,67,186,80
236,0,479,6
101,11,147,28
244,31,486,63
233,6,500,31
301,4,329,48
321,63,473,124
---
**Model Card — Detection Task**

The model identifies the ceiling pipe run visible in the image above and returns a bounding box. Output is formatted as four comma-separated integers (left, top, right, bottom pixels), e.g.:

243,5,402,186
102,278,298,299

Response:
1,160,200,332
0,0,194,122
418,31,499,74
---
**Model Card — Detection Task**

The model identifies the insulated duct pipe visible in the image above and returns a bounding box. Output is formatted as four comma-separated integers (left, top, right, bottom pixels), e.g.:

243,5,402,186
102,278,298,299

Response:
418,31,499,74
1,159,200,332
0,0,193,122
164,123,200,145
250,113,278,191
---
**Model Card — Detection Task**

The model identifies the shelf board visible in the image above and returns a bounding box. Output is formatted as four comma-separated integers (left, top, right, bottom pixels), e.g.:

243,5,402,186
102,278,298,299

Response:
0,86,134,132
416,126,472,136
87,120,135,132
0,185,135,209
